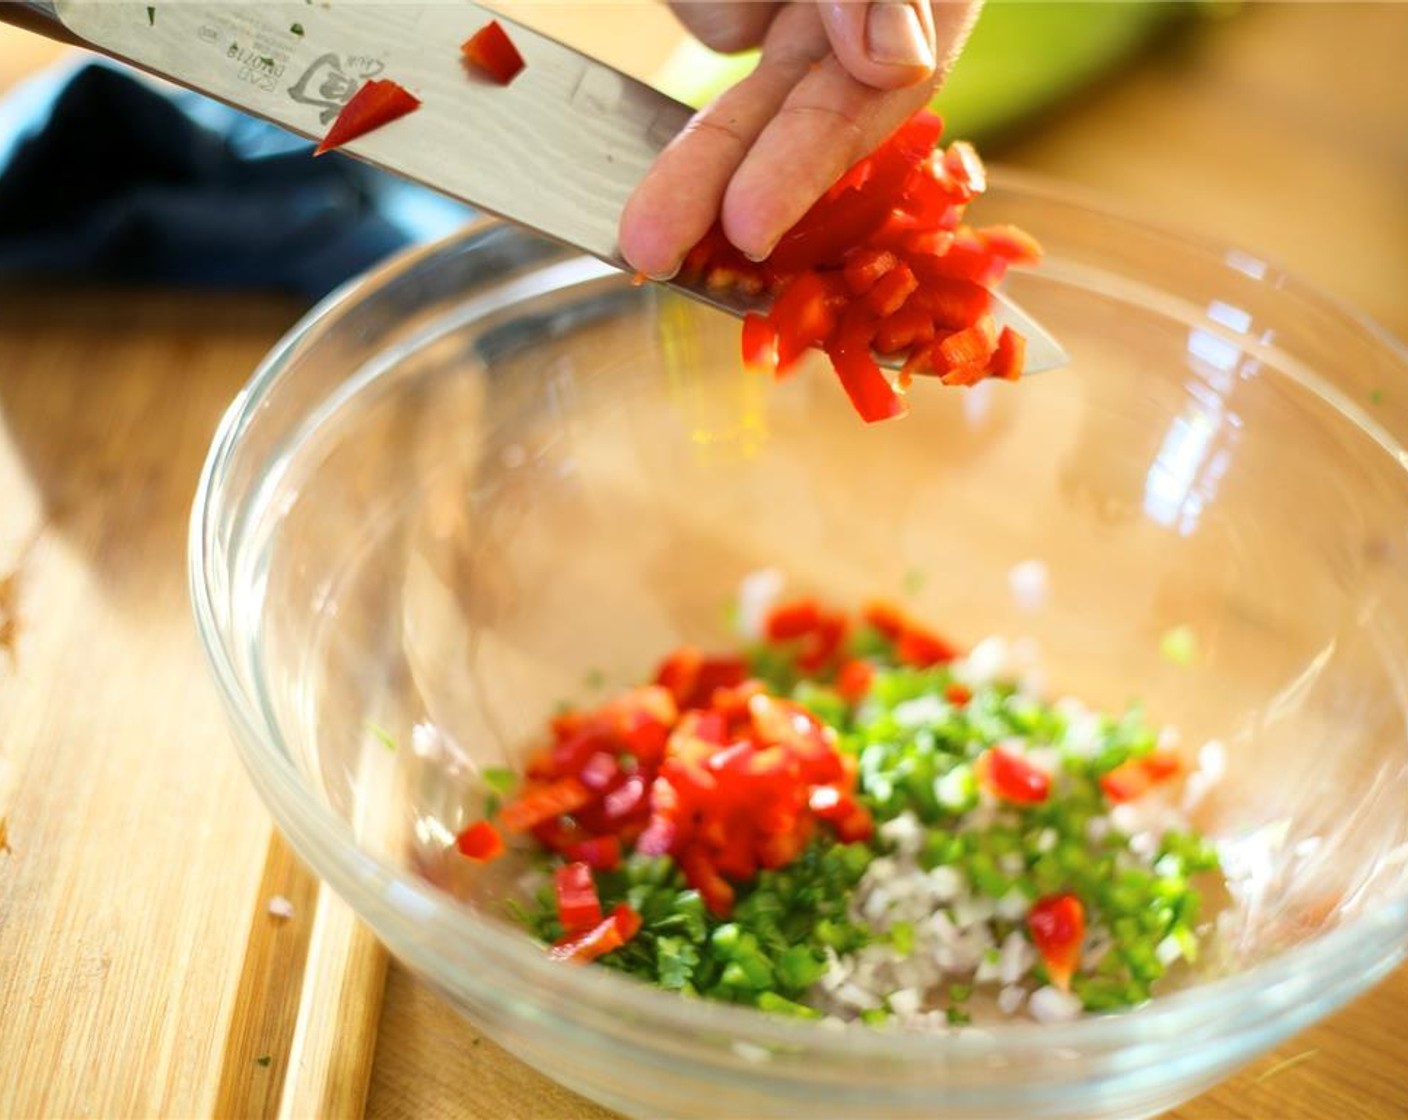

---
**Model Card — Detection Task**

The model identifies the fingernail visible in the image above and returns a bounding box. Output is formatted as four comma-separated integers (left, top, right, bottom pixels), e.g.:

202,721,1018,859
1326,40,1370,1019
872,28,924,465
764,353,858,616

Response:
645,264,680,282
743,246,774,264
866,2,935,69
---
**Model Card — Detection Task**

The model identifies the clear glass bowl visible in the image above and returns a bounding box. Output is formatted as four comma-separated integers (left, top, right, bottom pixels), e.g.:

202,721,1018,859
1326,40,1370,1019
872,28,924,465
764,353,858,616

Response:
191,174,1408,1120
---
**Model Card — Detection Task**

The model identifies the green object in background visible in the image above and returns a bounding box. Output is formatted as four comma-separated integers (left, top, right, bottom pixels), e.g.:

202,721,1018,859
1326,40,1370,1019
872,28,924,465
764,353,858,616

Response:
656,2,1185,145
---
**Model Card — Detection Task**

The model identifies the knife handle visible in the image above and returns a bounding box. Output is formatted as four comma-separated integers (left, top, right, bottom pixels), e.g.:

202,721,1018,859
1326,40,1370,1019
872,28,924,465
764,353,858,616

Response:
0,1,86,46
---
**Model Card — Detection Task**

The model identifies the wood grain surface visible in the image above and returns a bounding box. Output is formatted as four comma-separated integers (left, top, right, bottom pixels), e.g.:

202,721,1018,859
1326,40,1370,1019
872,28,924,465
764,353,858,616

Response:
0,4,1405,1119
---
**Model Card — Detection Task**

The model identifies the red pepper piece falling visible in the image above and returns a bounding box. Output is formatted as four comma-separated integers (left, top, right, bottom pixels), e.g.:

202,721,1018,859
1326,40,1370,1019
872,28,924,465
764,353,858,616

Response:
461,20,526,85
314,79,421,156
1028,893,1086,991
454,820,504,861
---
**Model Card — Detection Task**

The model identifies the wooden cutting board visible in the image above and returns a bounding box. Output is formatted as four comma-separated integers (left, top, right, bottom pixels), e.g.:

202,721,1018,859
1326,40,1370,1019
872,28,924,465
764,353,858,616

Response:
2,5,1407,1119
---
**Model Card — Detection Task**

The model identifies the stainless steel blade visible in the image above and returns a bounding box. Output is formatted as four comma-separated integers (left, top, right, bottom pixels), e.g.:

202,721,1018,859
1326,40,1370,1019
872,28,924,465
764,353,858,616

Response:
44,0,1067,374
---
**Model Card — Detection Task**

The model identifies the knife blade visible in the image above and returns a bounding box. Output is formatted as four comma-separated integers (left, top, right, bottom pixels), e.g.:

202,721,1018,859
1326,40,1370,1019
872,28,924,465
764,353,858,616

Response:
30,0,1067,374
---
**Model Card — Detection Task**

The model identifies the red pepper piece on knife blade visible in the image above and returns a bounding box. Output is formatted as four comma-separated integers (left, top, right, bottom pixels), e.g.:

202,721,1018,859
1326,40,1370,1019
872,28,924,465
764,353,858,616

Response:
314,78,421,156
462,20,526,85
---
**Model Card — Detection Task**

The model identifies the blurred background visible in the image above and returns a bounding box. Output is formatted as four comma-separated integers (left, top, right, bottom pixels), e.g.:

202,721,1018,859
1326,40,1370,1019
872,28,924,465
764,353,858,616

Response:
0,2,1405,332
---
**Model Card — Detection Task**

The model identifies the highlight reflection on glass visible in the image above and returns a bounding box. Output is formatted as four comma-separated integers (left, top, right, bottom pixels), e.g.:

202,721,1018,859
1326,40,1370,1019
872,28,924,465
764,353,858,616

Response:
1141,307,1256,534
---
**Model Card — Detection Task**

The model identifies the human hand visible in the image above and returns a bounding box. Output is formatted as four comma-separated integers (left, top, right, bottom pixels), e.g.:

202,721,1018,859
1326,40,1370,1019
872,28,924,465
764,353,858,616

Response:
619,1,981,279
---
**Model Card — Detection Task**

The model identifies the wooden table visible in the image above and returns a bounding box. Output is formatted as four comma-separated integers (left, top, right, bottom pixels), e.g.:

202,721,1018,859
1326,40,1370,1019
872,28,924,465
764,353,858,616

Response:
2,5,1406,1117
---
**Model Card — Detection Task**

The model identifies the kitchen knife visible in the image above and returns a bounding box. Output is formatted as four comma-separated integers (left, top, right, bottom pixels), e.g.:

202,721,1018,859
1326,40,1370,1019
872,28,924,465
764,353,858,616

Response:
13,0,1067,373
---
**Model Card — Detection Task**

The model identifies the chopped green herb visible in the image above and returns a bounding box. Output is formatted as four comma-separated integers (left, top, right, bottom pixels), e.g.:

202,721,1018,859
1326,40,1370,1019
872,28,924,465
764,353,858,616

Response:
290,22,305,35
584,668,606,690
146,6,155,26
258,55,276,69
1370,388,1385,405
481,766,518,795
517,842,871,1011
902,566,927,596
1159,625,1197,667
254,1055,271,1068
365,721,397,752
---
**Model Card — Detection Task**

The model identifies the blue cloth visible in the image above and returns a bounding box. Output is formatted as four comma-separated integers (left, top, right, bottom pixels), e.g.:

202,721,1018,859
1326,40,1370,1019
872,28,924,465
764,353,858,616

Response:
0,60,471,300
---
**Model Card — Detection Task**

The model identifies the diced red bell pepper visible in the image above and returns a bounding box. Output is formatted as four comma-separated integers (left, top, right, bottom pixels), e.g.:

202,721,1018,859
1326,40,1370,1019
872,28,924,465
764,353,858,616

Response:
1028,893,1085,992
795,610,848,674
461,20,526,85
825,307,906,424
898,228,960,257
906,229,1005,286
705,740,756,778
747,695,828,756
713,826,760,880
530,815,590,852
611,902,643,941
635,777,682,856
550,723,612,776
771,272,843,374
934,312,999,380
612,709,670,764
862,601,910,641
945,681,973,706
844,248,899,295
603,774,647,820
564,835,622,871
756,815,809,869
681,847,736,917
554,861,603,934
765,597,822,641
499,777,591,833
314,79,421,156
865,262,918,317
656,652,748,712
454,820,505,862
907,279,990,331
975,224,1043,266
989,325,1027,382
654,647,702,707
941,141,987,201
741,313,778,374
547,903,642,963
977,747,1051,806
578,751,619,792
766,112,943,274
873,304,936,355
836,658,875,702
896,625,959,668
674,107,1040,423
813,788,874,842
1099,752,1182,804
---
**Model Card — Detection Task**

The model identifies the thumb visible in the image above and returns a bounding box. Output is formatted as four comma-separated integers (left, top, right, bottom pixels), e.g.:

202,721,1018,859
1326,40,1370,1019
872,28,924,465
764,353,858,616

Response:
817,1,937,90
